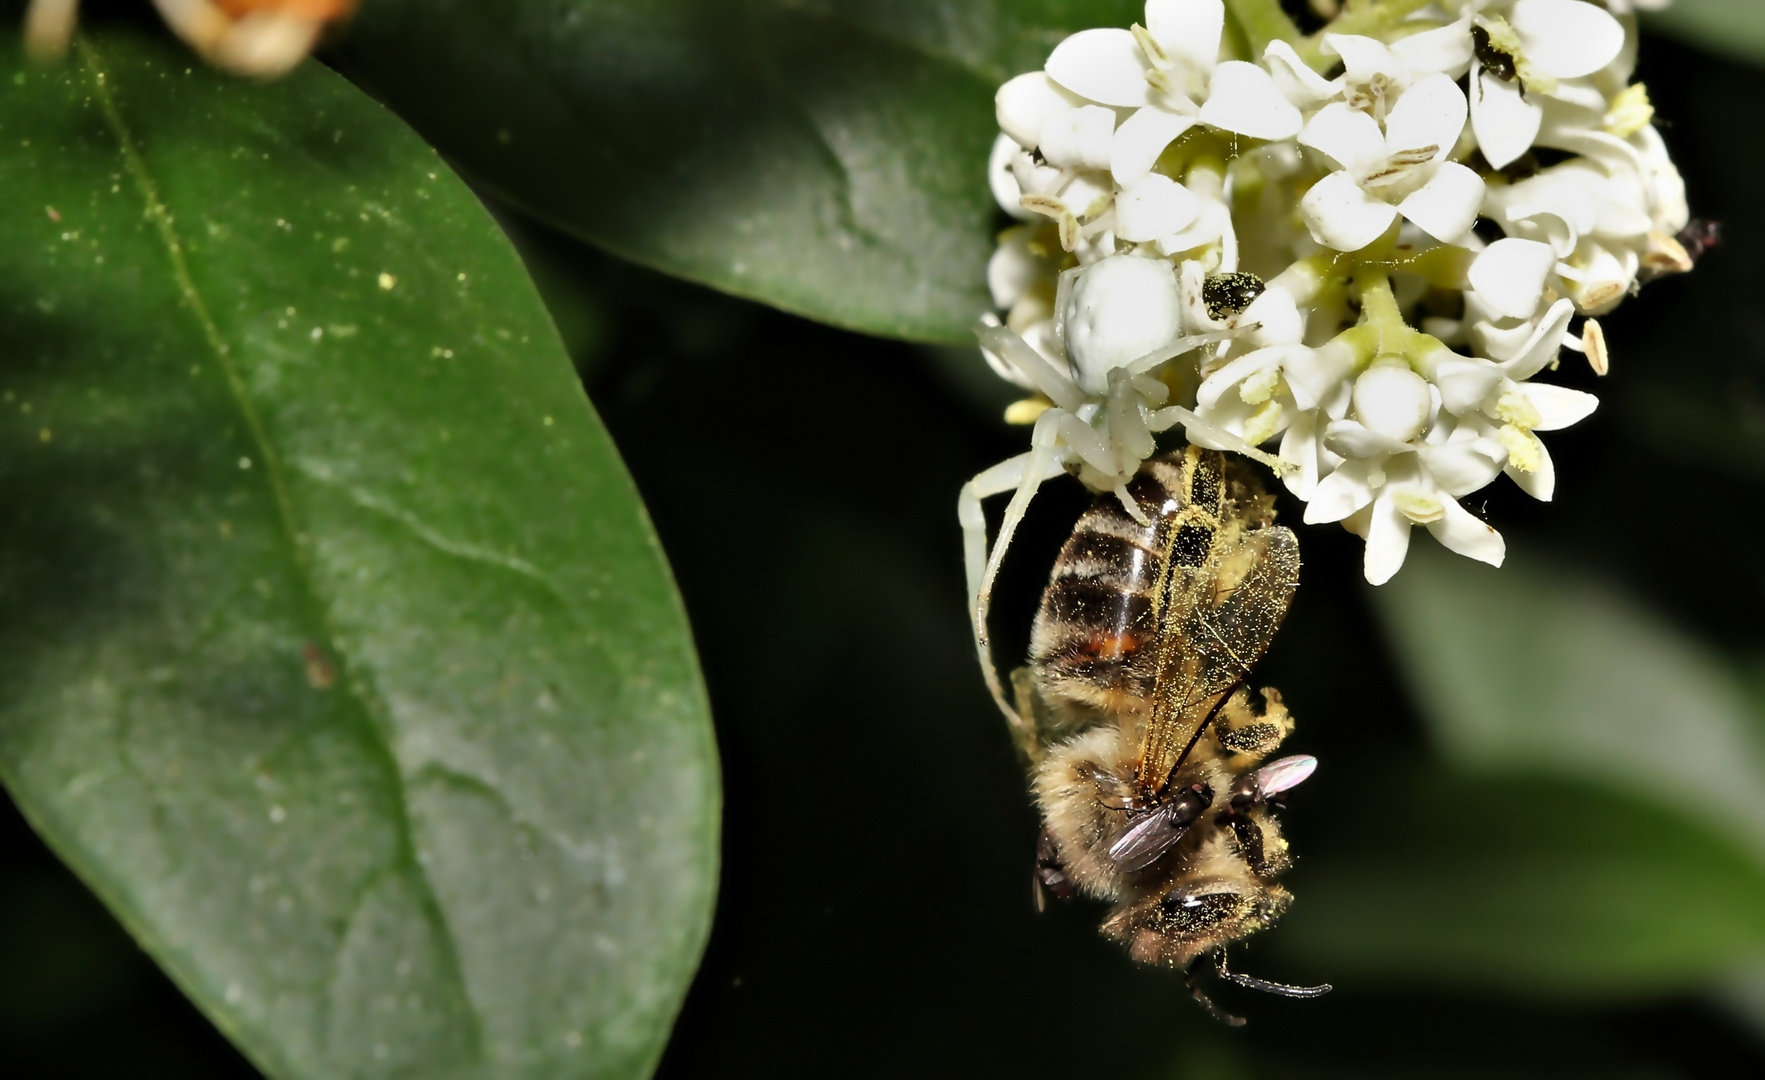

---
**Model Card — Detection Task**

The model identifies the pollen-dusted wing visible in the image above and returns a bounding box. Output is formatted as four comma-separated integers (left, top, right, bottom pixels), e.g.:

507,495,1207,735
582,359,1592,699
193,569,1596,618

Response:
1024,445,1299,793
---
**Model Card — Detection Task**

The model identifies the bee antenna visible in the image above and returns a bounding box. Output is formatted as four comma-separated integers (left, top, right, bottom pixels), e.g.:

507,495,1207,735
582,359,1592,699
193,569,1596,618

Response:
1184,957,1247,1027
1213,948,1332,999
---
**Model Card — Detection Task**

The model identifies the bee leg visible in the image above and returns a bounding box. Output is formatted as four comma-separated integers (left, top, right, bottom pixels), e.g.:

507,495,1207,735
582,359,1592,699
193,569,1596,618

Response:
1184,955,1247,1027
1033,827,1074,912
1223,813,1267,875
1213,948,1332,999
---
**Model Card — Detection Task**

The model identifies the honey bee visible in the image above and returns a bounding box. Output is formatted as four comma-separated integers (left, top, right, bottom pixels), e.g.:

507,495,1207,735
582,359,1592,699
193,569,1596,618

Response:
1005,446,1328,1022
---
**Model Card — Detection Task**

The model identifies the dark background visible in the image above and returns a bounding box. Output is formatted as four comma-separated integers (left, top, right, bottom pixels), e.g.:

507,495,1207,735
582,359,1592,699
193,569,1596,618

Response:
5,15,1765,1080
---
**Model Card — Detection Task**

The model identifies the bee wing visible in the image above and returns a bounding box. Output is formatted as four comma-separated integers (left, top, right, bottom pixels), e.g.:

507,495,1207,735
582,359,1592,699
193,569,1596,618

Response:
1137,525,1301,790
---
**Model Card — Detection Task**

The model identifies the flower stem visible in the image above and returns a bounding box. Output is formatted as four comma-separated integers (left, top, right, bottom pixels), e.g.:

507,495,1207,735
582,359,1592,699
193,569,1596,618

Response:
1225,0,1302,55
1298,0,1440,68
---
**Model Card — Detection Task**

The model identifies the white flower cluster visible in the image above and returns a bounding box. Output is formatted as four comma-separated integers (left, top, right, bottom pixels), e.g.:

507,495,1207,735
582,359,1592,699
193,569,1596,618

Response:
973,0,1695,590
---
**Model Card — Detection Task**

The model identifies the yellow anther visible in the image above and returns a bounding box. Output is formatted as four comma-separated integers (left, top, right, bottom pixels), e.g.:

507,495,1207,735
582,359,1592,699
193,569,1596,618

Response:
1497,424,1542,472
1495,390,1541,431
1604,83,1655,139
1238,365,1282,406
1004,397,1053,425
1242,400,1285,448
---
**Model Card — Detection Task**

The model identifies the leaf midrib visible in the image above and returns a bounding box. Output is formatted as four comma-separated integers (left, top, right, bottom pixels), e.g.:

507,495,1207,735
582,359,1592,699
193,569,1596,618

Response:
75,35,490,1075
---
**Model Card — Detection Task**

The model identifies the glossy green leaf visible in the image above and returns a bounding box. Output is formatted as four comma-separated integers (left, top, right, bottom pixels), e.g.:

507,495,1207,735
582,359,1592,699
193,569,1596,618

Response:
1646,2,1765,67
1371,542,1765,860
1278,763,1765,992
327,0,1142,344
0,28,717,1080
1282,541,1765,992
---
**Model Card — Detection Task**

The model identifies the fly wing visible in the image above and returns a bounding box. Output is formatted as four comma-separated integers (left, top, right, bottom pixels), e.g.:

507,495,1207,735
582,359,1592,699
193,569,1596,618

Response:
1135,525,1300,792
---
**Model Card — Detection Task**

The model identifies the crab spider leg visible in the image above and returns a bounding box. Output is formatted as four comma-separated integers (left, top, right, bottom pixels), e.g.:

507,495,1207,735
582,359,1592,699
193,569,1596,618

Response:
974,323,1084,412
1150,405,1290,472
961,411,1065,723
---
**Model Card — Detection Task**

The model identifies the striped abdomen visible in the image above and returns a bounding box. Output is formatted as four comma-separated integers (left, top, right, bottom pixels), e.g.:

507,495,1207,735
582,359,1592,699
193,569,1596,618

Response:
1028,448,1224,714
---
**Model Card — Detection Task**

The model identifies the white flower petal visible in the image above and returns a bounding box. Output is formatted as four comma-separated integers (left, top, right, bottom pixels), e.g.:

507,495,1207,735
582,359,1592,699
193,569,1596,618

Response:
1240,285,1302,346
1324,34,1396,86
989,133,1030,218
1111,106,1197,187
1511,0,1625,80
1283,339,1355,411
1037,104,1117,170
1197,348,1278,409
1305,459,1378,524
1397,162,1485,243
1503,298,1578,380
1263,40,1339,106
1146,0,1224,74
1279,410,1322,501
1325,418,1413,459
1469,237,1557,319
1419,440,1505,497
1433,356,1503,415
996,72,1083,150
987,227,1044,308
1115,172,1201,242
1046,29,1152,108
1470,65,1543,170
1517,383,1599,431
1363,493,1413,586
1383,72,1467,160
1506,434,1556,500
1390,21,1473,81
1156,200,1227,255
1200,61,1301,140
1426,499,1505,567
1301,169,1399,251
1299,103,1387,176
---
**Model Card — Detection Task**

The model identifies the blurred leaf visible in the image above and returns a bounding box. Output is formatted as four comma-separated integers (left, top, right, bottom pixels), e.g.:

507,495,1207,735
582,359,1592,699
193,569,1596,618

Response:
0,28,717,1080
1371,541,1765,860
1279,763,1765,992
1646,2,1765,68
328,1,1141,343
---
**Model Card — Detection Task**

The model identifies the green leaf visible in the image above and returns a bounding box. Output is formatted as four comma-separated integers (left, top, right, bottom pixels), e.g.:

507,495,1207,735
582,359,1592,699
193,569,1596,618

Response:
0,27,717,1080
1277,763,1765,992
1647,1,1765,68
1371,541,1765,861
327,1,1142,344
1285,541,1765,992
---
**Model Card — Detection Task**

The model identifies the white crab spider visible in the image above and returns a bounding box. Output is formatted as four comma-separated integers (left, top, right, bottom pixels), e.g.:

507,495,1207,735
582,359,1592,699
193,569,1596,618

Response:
960,253,1282,723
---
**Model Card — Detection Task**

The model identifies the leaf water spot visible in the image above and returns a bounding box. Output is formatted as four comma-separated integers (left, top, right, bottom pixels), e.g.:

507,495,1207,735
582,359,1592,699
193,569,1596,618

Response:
249,876,266,894
253,578,273,599
269,805,286,824
218,519,233,539
45,205,59,222
309,326,323,342
327,324,358,338
284,306,296,317
592,934,618,956
377,272,396,290
542,415,554,427
225,984,243,1005
373,1045,390,1061
38,428,51,443
238,456,252,470
331,236,349,252
395,958,412,978
564,1032,583,1050
189,365,200,376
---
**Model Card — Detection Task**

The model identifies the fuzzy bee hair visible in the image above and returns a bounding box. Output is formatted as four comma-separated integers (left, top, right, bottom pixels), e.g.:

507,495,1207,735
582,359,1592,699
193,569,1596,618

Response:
1010,446,1313,976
